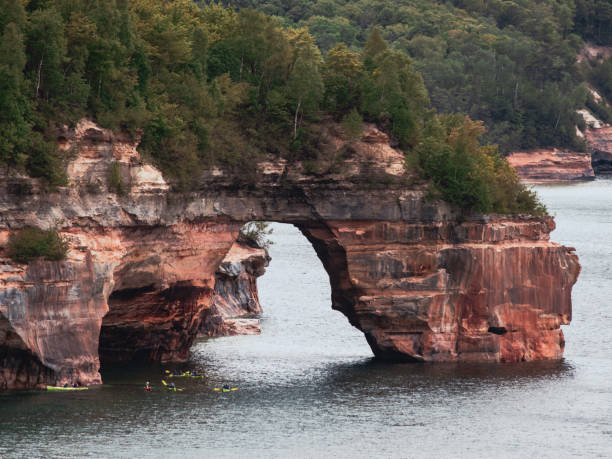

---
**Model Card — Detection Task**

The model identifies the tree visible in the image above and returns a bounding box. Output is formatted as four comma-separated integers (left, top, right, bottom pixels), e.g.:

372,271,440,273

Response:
362,27,387,68
362,49,429,147
287,56,323,139
26,7,66,101
322,42,363,115
0,21,30,167
341,108,363,140
0,0,26,34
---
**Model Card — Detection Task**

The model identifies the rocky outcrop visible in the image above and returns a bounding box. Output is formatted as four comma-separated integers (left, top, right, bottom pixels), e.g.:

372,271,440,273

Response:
312,217,578,362
506,149,595,182
587,125,612,174
0,255,108,389
506,101,612,181
0,120,580,390
200,241,269,337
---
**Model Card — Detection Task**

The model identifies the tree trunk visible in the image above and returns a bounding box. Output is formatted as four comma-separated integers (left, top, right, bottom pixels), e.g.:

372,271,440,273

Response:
36,56,43,99
294,98,302,140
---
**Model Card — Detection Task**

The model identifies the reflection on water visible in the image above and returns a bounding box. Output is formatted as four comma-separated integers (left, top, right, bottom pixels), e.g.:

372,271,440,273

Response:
1,192,612,457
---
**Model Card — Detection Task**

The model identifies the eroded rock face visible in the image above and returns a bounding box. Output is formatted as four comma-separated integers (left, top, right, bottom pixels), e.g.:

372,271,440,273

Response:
200,241,269,337
0,119,580,389
506,150,595,182
506,112,612,181
587,126,612,174
304,218,578,362
0,255,108,389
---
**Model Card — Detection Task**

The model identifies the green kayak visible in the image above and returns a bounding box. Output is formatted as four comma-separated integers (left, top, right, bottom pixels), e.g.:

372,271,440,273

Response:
46,386,88,391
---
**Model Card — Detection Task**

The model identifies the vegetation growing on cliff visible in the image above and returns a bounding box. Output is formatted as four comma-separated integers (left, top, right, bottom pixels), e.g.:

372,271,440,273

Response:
0,0,545,214
107,161,126,196
7,227,70,264
239,222,274,249
415,115,547,214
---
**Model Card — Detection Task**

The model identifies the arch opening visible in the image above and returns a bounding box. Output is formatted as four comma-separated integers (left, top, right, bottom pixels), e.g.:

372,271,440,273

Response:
96,221,371,375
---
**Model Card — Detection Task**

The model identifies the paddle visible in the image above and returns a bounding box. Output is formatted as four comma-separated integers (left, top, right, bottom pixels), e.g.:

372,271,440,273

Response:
161,379,183,392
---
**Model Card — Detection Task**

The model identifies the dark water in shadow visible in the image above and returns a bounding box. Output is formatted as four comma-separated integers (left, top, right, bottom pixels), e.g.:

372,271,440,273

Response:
1,183,612,458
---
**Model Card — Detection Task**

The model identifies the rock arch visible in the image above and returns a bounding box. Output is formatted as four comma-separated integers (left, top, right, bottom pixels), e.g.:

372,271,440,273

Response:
0,121,580,389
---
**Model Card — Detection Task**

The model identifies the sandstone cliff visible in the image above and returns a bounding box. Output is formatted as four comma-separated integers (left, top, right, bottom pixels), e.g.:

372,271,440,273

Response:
0,120,580,390
506,98,612,181
587,125,612,174
200,241,269,337
506,149,595,182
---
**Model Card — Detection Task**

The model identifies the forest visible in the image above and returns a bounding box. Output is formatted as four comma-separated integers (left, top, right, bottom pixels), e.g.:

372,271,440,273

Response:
219,0,612,153
0,0,573,215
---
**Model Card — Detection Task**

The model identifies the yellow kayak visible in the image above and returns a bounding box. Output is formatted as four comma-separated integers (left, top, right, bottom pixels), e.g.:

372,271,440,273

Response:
213,387,238,392
46,386,88,392
161,380,184,391
165,370,203,379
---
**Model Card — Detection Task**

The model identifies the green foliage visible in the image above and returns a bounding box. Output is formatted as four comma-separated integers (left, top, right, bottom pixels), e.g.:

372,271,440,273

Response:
416,115,547,214
218,0,594,153
589,56,612,103
341,108,363,140
239,222,274,249
586,94,612,125
108,161,125,196
0,20,29,168
574,0,612,44
7,226,70,264
322,42,363,116
26,132,68,188
0,0,548,216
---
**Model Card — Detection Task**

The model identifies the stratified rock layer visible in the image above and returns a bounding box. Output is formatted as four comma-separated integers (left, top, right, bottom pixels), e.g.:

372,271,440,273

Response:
506,150,595,182
0,120,580,389
200,241,269,337
307,218,578,362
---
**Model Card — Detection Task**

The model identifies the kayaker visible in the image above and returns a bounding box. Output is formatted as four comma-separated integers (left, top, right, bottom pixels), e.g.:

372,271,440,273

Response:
222,384,230,391
145,381,152,392
169,382,176,391
63,383,69,388
73,382,78,388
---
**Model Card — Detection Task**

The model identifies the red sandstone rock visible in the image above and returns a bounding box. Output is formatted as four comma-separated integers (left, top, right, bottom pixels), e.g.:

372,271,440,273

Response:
506,149,594,182
199,241,269,337
0,119,581,390
300,217,579,362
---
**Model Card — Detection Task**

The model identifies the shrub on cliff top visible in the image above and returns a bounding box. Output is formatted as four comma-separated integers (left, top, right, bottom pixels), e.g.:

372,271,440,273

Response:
239,222,274,249
107,161,126,196
7,227,70,264
414,114,548,215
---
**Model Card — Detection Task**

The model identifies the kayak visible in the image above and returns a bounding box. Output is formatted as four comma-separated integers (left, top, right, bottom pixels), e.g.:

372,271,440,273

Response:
46,386,88,392
213,387,238,392
161,379,184,392
168,374,203,379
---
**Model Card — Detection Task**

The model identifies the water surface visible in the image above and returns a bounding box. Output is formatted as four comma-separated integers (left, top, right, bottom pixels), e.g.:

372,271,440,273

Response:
1,181,611,458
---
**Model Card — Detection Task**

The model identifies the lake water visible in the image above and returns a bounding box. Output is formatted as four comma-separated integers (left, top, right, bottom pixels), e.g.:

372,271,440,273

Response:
1,181,611,458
